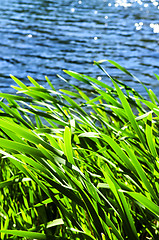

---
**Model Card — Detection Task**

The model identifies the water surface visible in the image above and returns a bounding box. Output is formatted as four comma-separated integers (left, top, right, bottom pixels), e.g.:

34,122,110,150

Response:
1,0,159,96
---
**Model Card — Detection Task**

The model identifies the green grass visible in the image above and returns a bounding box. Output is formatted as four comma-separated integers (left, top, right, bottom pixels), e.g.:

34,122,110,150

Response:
0,60,159,239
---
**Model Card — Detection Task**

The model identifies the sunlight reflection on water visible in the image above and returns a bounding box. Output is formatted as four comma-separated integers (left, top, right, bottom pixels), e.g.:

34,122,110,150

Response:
1,0,159,97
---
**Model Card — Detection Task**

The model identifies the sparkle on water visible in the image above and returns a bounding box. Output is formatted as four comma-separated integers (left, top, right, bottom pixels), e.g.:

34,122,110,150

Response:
97,76,102,81
107,0,159,34
1,0,159,97
113,0,159,9
76,0,159,96
150,23,159,33
134,22,143,31
27,34,32,38
70,8,75,13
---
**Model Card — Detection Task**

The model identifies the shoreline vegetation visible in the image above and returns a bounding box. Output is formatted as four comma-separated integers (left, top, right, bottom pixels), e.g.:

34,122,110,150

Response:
0,60,159,239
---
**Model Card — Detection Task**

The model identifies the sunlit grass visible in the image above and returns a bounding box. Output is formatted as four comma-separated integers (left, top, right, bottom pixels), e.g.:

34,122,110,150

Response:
0,60,159,239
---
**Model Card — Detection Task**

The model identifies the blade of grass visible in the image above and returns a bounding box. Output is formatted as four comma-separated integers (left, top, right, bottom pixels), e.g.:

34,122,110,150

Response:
0,230,46,239
112,80,146,147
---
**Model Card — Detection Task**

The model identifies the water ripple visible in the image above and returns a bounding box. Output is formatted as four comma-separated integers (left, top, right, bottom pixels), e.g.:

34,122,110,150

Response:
0,0,159,96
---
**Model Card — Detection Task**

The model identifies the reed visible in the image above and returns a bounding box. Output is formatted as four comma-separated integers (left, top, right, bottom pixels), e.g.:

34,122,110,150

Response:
0,60,159,239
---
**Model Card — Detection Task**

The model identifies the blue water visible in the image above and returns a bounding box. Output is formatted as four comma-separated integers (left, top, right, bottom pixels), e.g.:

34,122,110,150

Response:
1,0,159,96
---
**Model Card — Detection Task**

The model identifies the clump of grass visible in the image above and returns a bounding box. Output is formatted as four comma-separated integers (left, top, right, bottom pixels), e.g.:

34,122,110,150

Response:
0,60,159,239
